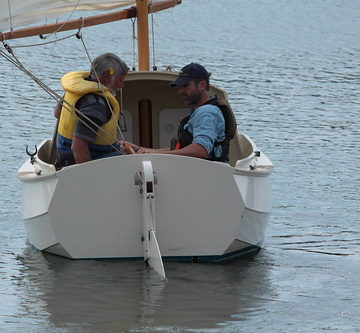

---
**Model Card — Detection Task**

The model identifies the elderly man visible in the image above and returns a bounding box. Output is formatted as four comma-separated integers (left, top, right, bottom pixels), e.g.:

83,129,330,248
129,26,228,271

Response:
124,63,230,162
55,53,128,166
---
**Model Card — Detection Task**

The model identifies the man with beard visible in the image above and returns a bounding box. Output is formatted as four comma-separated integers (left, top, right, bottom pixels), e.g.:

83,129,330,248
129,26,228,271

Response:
123,63,229,162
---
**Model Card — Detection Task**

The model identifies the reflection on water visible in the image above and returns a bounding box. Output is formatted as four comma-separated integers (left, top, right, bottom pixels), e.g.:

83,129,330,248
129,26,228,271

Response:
13,247,272,332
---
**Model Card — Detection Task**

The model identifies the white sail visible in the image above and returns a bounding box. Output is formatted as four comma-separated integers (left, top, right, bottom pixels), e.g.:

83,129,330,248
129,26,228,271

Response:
0,0,161,31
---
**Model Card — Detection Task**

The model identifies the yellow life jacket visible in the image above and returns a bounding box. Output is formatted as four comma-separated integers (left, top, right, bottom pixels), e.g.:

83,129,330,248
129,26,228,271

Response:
58,71,120,145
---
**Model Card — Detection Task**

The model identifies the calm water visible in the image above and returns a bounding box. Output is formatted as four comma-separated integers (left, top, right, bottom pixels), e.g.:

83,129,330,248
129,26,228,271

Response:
1,0,359,332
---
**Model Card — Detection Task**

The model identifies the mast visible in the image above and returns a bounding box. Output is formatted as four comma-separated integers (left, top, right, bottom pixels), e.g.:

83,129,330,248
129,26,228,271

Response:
136,0,151,147
136,0,150,71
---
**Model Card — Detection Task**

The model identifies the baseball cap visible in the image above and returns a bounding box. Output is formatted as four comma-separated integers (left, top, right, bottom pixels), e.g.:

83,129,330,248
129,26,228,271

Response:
170,63,210,87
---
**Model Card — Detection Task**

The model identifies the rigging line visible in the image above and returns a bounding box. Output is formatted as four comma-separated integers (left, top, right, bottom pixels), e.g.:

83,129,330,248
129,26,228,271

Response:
131,18,137,70
40,0,82,39
78,33,125,142
151,12,156,70
7,0,13,31
9,33,78,48
0,48,122,151
79,31,125,141
1,45,121,149
43,31,59,66
118,87,127,133
114,93,125,141
60,102,123,150
77,19,91,62
6,25,79,84
6,33,121,149
0,48,58,100
76,16,86,38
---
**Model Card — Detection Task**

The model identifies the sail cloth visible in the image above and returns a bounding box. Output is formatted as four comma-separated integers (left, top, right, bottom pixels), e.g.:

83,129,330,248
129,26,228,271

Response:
0,0,147,32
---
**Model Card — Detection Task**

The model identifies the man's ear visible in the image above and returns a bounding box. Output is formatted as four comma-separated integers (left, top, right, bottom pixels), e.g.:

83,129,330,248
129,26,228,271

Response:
199,80,207,90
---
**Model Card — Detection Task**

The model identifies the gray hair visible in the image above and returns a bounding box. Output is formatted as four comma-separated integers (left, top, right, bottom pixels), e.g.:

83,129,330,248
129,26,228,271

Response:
89,53,128,80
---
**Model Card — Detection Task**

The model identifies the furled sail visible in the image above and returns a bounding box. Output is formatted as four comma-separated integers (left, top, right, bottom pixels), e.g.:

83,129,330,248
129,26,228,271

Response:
0,1,138,31
0,0,179,41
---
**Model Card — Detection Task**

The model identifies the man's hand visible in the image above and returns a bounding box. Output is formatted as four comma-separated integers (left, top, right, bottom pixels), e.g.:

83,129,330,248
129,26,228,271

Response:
137,147,156,154
54,102,62,119
120,141,140,154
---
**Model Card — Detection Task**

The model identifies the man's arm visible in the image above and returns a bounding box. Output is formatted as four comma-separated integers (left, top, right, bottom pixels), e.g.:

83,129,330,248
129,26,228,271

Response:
121,141,171,154
72,136,92,163
71,94,111,163
138,143,207,159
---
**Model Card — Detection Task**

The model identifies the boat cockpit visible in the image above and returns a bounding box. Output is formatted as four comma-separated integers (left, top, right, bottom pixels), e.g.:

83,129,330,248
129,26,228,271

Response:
38,71,254,167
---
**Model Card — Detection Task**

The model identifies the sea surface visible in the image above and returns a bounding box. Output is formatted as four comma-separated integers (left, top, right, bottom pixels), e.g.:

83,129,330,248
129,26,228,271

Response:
0,0,359,332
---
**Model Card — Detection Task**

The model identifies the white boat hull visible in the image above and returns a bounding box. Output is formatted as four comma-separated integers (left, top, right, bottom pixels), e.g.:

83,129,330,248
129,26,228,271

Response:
19,147,272,261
